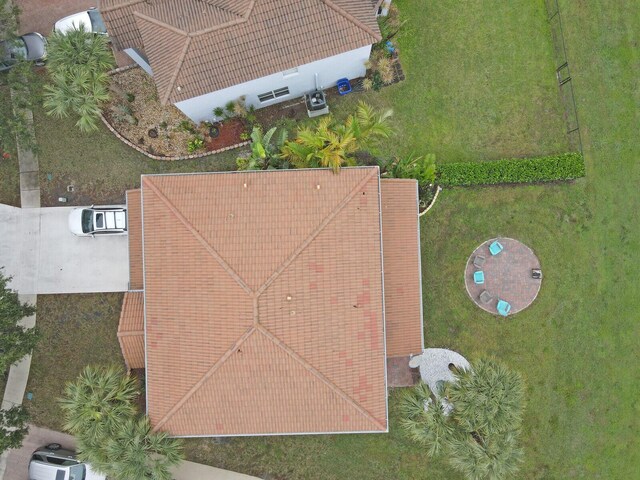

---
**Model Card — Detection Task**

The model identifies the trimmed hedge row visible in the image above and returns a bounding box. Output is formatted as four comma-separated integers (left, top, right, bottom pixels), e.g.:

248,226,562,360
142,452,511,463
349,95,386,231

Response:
436,152,585,187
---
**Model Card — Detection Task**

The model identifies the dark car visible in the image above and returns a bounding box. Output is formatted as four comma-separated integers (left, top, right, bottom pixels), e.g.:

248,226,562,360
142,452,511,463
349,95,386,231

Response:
0,32,47,72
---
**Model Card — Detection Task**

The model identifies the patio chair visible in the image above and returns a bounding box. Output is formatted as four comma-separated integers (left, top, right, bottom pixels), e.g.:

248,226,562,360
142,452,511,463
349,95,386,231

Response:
489,240,504,256
496,299,512,317
473,254,486,268
473,271,485,285
479,290,493,304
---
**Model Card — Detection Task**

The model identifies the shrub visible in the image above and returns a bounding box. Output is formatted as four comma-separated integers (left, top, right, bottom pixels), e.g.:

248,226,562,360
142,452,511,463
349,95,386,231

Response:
187,136,204,153
213,106,225,118
436,152,585,187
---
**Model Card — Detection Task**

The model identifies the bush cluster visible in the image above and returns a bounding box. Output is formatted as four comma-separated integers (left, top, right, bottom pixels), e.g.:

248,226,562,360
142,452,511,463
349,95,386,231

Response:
436,152,585,187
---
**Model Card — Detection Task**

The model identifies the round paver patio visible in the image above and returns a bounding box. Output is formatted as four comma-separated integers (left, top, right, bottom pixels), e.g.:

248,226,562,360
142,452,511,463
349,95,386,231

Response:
465,238,542,315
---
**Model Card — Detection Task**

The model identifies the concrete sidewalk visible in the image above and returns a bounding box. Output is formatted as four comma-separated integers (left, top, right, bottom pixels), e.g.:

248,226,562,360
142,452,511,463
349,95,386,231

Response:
1,425,260,480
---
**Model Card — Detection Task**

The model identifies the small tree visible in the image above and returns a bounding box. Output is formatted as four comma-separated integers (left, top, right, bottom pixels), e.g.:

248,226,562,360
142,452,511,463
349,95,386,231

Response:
0,405,29,454
0,270,38,373
400,359,525,480
43,25,114,132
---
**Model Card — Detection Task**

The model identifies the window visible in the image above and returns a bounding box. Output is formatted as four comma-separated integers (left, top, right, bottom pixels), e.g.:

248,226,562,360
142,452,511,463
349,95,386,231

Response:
257,87,290,103
273,87,290,98
257,91,275,102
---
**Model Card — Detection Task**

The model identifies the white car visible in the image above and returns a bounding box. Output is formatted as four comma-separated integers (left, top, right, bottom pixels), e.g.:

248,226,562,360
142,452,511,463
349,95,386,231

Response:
68,206,127,236
29,444,106,480
54,8,107,35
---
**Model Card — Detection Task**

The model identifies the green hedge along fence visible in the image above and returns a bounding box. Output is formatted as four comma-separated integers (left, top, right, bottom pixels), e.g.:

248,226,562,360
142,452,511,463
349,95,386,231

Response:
436,152,585,187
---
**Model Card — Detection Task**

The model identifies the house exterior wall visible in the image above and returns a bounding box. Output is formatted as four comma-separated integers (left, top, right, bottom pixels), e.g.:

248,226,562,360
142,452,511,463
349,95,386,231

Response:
174,45,372,123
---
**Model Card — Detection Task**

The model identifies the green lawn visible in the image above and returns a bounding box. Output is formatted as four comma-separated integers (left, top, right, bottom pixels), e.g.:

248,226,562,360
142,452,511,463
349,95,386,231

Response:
0,87,20,207
332,0,569,163
31,104,239,207
24,294,125,430
19,0,639,478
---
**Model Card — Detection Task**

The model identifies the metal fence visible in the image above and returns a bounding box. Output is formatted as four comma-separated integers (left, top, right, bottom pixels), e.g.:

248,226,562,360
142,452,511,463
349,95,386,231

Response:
545,0,583,153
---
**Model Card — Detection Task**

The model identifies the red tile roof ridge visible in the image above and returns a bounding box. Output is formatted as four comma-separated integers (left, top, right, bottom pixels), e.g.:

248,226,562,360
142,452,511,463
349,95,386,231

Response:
321,0,381,40
255,167,380,296
152,326,257,432
141,176,252,295
256,325,387,431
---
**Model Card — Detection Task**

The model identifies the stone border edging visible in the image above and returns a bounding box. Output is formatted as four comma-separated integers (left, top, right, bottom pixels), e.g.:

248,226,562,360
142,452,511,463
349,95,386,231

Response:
419,185,442,217
103,66,250,161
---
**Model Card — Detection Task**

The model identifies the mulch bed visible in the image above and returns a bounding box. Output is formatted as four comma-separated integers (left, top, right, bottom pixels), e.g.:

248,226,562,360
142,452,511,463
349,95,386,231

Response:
104,67,245,157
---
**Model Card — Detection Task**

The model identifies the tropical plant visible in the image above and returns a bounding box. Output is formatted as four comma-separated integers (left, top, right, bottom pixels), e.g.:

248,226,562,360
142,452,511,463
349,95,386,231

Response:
187,136,205,153
0,0,20,42
59,365,138,442
237,125,288,170
0,270,38,373
60,366,184,479
213,106,225,118
399,359,525,480
383,153,436,185
43,25,114,132
101,416,183,480
0,405,29,454
281,101,392,173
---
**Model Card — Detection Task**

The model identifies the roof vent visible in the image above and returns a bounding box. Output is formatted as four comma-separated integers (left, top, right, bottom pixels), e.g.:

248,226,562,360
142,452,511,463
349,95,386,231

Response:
316,184,321,190
286,295,292,301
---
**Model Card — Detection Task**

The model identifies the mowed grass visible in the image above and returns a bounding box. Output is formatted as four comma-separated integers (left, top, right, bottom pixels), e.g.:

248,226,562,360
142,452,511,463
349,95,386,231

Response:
31,103,240,206
25,294,125,431
0,87,20,206
332,0,569,162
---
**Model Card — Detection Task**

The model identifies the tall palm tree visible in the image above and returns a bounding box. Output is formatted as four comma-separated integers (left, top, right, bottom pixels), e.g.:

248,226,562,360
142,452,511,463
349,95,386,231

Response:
59,365,138,442
399,359,525,480
103,416,183,480
43,25,114,132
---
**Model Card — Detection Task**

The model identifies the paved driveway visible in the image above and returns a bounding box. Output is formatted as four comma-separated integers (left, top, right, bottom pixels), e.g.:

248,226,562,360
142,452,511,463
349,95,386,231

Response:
0,204,129,294
15,0,95,35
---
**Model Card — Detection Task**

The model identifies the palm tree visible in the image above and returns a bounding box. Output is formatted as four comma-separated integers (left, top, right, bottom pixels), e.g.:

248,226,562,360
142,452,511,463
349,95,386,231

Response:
399,359,525,480
346,101,393,150
59,365,138,442
281,102,392,173
281,117,358,172
103,416,183,480
43,25,114,132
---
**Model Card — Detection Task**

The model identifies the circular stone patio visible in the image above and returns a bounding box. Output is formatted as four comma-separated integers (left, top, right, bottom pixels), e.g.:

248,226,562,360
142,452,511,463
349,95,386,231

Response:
465,238,542,315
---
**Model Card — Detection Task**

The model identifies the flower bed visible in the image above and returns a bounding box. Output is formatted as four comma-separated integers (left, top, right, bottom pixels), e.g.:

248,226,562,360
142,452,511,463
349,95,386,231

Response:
103,67,246,158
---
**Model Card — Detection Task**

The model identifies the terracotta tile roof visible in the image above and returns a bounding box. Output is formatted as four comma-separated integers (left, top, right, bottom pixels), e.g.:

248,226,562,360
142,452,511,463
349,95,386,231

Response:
126,189,143,290
100,0,381,104
380,179,424,357
118,291,145,369
141,168,387,436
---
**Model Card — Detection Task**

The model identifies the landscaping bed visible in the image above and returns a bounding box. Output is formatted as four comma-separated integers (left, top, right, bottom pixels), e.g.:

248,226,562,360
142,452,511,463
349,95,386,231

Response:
103,68,246,158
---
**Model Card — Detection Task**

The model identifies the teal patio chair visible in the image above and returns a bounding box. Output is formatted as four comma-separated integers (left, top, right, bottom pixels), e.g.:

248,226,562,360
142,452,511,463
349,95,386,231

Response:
489,240,504,256
497,300,511,316
473,270,485,284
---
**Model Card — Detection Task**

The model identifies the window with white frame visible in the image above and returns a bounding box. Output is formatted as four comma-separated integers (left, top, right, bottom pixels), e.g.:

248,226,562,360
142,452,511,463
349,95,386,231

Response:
257,87,290,103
